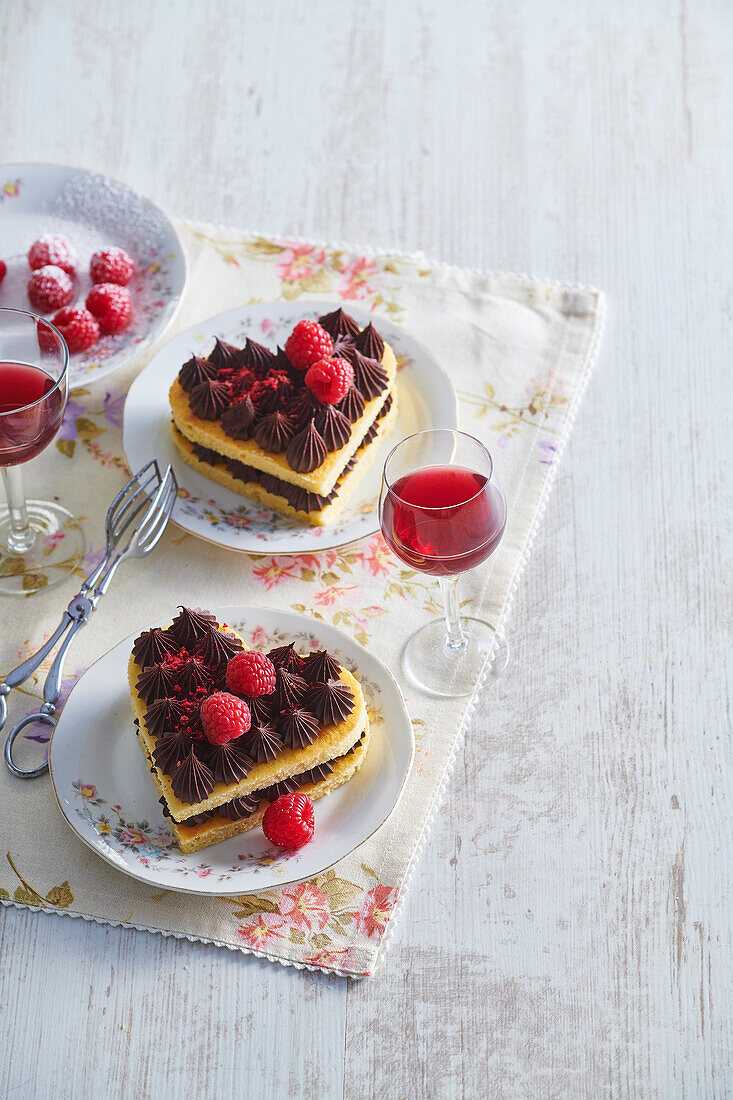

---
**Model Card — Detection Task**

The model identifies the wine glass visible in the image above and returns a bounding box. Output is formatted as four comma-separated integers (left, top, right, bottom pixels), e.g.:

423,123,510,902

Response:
379,429,508,697
0,307,85,595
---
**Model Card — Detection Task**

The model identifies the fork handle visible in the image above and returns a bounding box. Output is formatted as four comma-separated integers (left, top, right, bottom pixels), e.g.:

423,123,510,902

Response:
1,613,74,692
3,601,93,780
42,599,94,706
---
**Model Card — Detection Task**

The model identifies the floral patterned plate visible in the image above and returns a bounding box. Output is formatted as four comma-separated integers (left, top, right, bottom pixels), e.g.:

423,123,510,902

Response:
121,299,457,553
0,162,186,386
48,606,414,896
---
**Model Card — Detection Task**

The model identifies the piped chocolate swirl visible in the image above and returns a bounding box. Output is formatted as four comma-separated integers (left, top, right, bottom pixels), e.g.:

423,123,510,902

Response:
179,354,217,392
132,627,178,669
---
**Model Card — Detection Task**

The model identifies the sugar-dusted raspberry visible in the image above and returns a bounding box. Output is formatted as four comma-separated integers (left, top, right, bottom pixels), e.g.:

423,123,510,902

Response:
284,320,333,371
28,234,77,276
305,357,354,404
51,307,100,353
0,259,6,285
27,266,74,313
89,247,135,286
262,793,315,849
226,651,277,697
200,691,251,745
86,283,132,334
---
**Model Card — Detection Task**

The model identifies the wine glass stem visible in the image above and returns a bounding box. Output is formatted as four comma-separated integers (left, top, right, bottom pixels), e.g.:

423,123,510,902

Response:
439,574,467,651
1,465,35,554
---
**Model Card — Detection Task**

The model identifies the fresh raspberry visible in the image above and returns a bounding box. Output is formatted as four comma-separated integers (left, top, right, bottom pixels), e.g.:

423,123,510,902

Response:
28,234,77,276
262,793,315,849
200,691,251,745
284,320,333,371
226,651,276,697
27,266,74,313
51,307,100,353
86,283,132,334
0,259,6,285
305,357,354,404
89,247,135,286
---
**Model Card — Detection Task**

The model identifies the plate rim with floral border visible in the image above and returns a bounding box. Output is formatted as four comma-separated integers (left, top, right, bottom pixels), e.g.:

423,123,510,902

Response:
48,605,415,897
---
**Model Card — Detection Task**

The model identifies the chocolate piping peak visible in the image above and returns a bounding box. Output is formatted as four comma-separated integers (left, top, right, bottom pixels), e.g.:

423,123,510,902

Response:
302,649,342,685
240,338,275,374
318,308,360,341
175,655,212,694
267,643,304,672
136,662,176,704
169,607,217,646
171,747,215,803
194,628,243,667
271,345,293,373
252,371,294,415
307,678,355,726
132,627,179,669
243,722,283,763
208,337,240,370
144,697,188,738
152,730,190,775
254,410,296,453
336,384,365,424
275,669,308,710
351,350,389,400
314,404,351,452
221,395,255,440
189,377,230,420
286,420,327,473
208,741,253,785
179,354,217,393
281,707,320,749
354,322,385,360
245,694,275,726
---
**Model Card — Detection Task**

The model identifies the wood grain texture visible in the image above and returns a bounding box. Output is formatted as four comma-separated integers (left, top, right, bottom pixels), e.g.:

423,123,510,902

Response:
1,0,731,1097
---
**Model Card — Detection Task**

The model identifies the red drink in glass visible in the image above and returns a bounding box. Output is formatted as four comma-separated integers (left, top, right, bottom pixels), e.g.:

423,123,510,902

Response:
0,308,85,595
0,360,66,464
378,429,508,696
381,464,506,575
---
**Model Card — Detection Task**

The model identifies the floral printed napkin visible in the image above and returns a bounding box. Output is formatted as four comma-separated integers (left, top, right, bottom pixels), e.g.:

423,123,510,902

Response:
0,222,604,976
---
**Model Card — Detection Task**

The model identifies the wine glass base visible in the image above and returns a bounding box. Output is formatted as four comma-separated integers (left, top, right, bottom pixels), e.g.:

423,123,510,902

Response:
402,617,509,698
0,500,85,595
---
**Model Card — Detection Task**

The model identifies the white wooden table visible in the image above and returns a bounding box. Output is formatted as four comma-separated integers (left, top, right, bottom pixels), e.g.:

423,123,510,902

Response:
1,2,730,1096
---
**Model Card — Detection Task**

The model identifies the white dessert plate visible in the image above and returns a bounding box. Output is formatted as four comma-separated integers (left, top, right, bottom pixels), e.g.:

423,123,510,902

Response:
49,606,414,896
0,162,186,386
122,300,457,554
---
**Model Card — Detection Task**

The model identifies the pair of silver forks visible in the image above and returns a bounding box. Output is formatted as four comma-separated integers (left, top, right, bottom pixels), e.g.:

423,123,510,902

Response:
1,460,177,779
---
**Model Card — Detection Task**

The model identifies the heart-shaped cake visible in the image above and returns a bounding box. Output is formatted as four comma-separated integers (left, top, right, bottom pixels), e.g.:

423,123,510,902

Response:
129,606,370,853
168,308,398,526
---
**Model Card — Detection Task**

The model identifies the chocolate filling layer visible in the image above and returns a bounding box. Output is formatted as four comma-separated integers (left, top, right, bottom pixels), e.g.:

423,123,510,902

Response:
186,394,393,514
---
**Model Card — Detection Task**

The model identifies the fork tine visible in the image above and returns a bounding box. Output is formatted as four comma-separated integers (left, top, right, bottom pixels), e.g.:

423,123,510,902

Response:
137,478,178,553
105,472,148,529
132,467,177,547
111,481,158,539
107,462,161,534
110,464,164,537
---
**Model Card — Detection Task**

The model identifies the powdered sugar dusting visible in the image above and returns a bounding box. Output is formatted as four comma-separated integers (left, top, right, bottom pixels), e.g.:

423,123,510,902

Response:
0,164,186,386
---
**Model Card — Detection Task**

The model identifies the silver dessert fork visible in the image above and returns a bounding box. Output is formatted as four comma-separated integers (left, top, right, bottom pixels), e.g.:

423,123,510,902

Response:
1,460,178,779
